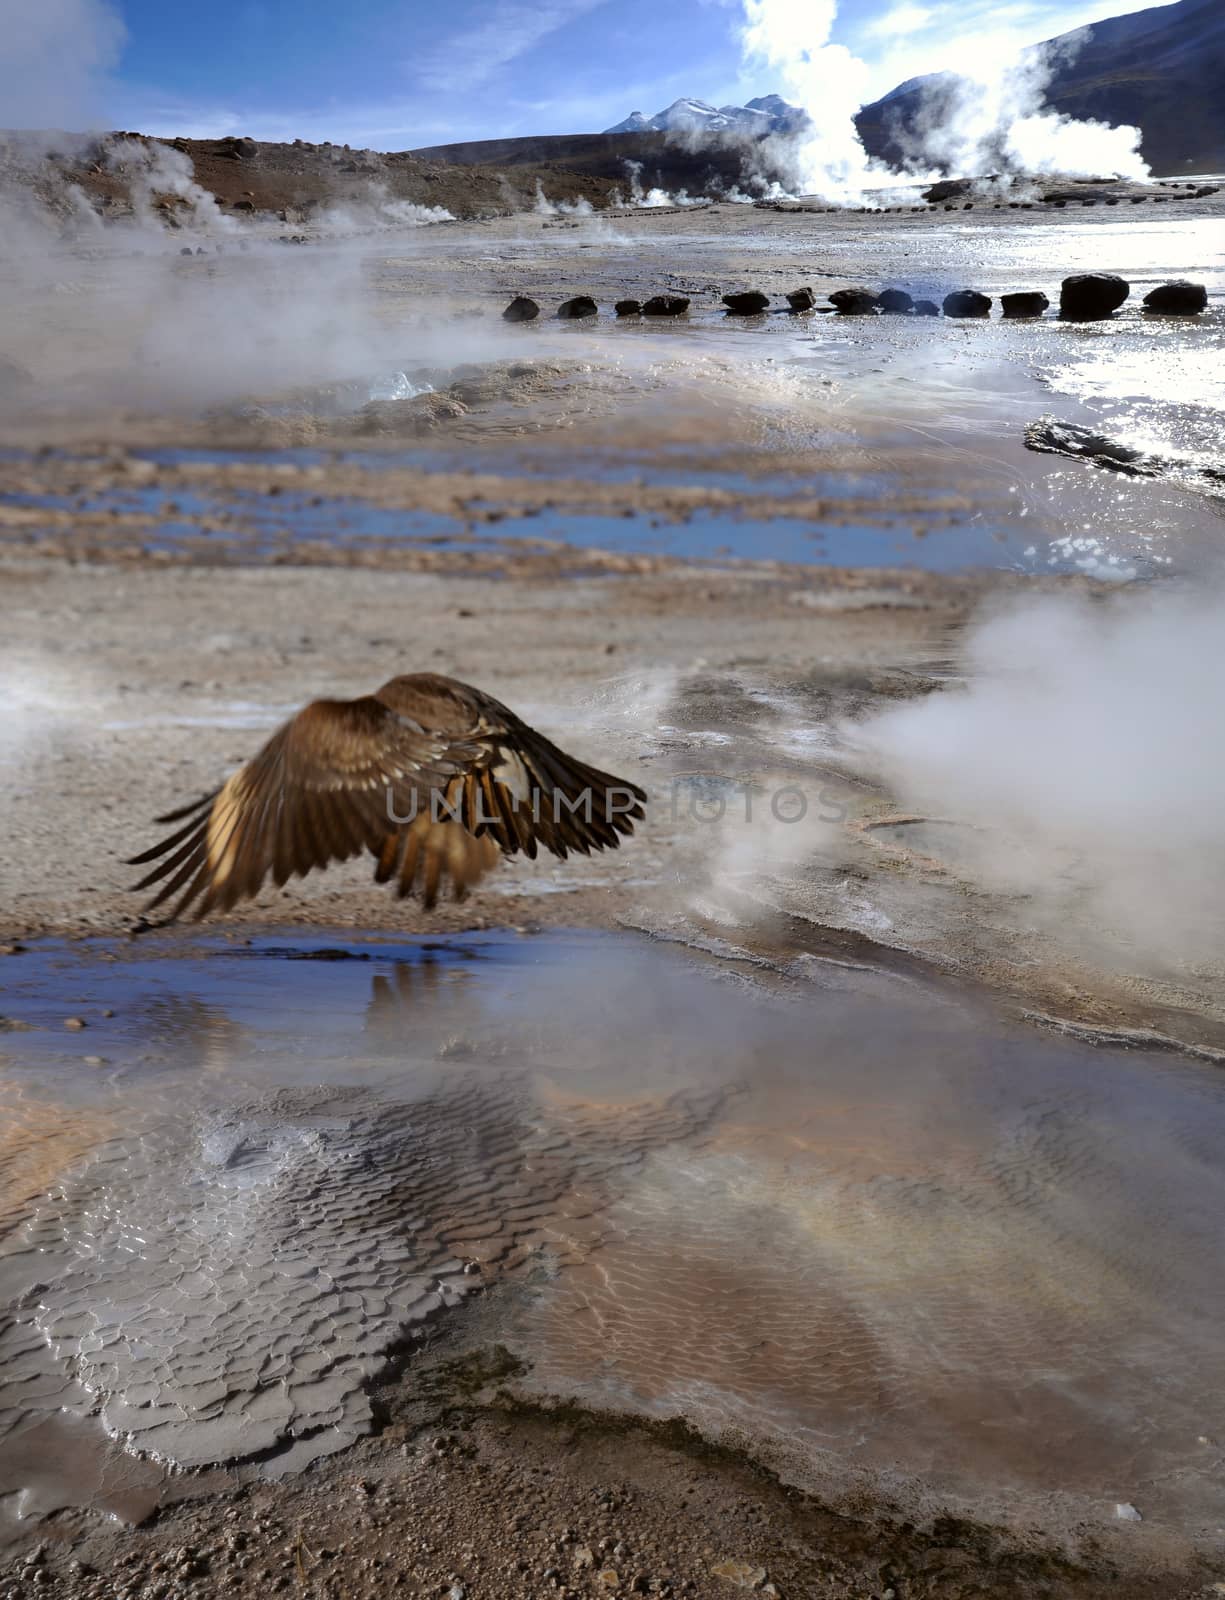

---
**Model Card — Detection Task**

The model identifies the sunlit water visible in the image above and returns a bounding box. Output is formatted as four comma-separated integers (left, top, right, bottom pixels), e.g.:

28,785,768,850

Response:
3,210,1221,579
2,931,1224,1548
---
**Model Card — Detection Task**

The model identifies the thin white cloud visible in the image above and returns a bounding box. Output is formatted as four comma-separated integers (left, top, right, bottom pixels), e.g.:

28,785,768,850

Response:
857,0,1170,94
863,3,935,40
855,0,1165,96
411,0,608,95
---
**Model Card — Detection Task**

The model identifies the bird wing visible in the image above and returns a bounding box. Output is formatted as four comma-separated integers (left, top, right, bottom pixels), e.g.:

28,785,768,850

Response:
129,695,469,921
130,674,649,923
372,674,648,862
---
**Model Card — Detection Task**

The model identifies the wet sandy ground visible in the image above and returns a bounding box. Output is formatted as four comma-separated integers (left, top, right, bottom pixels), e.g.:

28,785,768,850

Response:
3,932,1225,1597
4,552,1224,1052
2,201,1224,1595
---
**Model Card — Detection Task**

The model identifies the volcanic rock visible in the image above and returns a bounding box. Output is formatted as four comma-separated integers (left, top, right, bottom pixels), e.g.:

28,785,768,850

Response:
828,288,879,315
943,289,992,318
723,290,770,314
642,294,690,316
1142,279,1207,313
1000,291,1050,317
1059,272,1129,319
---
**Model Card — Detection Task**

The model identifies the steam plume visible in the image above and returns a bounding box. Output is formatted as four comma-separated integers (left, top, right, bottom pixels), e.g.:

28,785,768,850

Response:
852,586,1225,967
737,0,1150,199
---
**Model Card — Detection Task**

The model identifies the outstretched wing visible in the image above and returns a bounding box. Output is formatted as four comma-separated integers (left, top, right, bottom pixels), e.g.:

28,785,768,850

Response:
129,696,468,921
130,673,648,923
372,674,648,863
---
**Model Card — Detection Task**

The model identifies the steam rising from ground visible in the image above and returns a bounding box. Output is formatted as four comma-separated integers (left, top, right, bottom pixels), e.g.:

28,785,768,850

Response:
894,32,1148,181
741,0,899,201
0,0,124,131
854,587,1225,966
737,0,1148,201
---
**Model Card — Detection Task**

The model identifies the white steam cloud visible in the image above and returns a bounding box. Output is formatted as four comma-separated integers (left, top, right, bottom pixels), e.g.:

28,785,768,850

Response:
737,0,1149,200
0,0,124,132
852,587,1225,967
740,0,898,201
895,31,1148,180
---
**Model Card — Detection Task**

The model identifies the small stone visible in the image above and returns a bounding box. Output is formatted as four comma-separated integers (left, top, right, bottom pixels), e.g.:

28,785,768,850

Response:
828,288,878,315
63,1016,88,1030
1143,279,1207,314
942,288,992,318
1060,271,1129,320
1114,1501,1143,1521
573,1547,594,1570
642,294,689,316
1000,290,1049,318
723,290,770,314
597,1572,620,1590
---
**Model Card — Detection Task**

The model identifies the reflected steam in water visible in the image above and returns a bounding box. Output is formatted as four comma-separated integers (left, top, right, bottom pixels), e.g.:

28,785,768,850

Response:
2,930,1225,1544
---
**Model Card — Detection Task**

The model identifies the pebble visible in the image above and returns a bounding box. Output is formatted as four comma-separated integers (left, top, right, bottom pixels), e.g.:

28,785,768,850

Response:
1114,1501,1142,1521
63,1016,88,1030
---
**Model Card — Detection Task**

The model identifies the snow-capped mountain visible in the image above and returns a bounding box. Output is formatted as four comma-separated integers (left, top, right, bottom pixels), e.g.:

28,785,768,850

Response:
604,95,805,137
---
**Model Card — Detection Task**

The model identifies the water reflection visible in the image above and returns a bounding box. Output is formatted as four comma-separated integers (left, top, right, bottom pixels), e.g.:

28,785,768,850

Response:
1,930,1224,1545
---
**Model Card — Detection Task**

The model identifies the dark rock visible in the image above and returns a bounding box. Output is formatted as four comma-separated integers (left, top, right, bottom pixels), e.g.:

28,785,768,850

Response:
786,286,816,311
943,289,992,318
877,288,913,314
723,290,770,314
230,198,255,212
828,288,879,315
913,299,940,316
642,294,689,316
614,299,642,316
556,296,598,320
922,178,973,203
1024,418,1155,475
1059,272,1129,319
1142,279,1207,314
1000,291,1049,318
180,246,193,256
502,296,540,323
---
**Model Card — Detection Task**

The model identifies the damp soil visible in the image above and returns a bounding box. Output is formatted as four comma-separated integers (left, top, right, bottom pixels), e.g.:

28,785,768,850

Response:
3,932,1225,1597
7,1357,1213,1600
3,201,1225,1598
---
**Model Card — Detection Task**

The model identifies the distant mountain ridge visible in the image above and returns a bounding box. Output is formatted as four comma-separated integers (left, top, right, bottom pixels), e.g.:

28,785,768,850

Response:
604,95,806,138
857,0,1223,174
599,0,1224,175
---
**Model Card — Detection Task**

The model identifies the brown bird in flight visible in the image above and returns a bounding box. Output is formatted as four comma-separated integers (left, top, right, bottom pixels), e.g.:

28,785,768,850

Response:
130,673,647,922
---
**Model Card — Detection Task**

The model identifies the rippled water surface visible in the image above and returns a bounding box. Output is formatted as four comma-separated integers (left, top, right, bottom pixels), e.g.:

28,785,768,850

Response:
2,930,1224,1544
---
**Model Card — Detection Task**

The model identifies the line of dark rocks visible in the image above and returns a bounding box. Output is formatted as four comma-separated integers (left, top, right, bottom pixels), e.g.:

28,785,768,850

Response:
755,180,1218,215
503,274,1209,325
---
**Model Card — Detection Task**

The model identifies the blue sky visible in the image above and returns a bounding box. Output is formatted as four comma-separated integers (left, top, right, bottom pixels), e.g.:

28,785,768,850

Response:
22,0,1162,148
